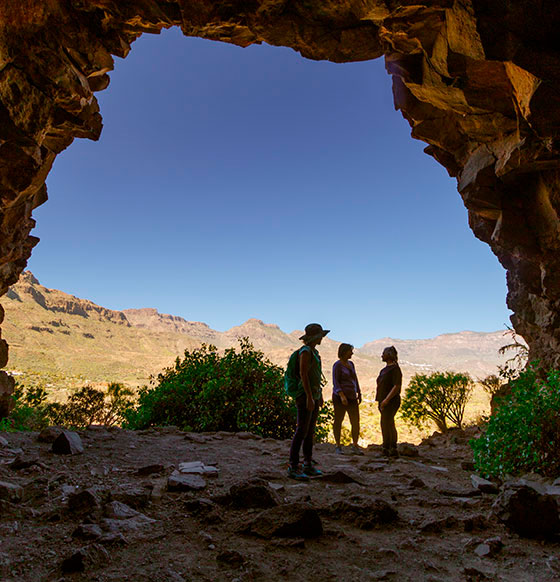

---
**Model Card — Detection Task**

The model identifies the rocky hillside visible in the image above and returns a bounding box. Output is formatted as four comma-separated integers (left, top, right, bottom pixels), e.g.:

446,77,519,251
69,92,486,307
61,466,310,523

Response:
0,427,559,581
1,272,515,393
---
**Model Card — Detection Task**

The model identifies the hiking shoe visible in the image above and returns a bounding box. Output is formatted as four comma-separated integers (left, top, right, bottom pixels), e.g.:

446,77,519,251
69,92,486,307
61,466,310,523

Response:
351,445,364,455
287,466,310,480
302,464,323,477
335,446,344,454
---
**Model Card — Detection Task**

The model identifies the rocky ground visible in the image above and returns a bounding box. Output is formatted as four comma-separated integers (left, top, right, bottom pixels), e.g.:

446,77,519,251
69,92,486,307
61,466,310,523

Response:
1,427,560,582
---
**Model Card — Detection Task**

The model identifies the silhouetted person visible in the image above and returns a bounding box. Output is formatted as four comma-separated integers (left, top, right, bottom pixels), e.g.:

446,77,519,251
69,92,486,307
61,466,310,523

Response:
332,343,362,454
288,323,329,479
376,345,402,457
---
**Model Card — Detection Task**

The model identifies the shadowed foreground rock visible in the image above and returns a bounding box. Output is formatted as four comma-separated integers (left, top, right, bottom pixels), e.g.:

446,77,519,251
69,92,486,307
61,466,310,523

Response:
492,480,560,538
1,1,560,381
243,502,323,539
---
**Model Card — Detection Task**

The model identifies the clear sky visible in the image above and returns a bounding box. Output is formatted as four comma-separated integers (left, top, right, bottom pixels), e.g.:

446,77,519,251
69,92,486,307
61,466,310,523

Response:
29,27,512,347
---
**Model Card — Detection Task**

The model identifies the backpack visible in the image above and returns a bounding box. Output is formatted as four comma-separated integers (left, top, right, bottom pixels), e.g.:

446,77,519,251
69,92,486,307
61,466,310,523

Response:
284,347,303,398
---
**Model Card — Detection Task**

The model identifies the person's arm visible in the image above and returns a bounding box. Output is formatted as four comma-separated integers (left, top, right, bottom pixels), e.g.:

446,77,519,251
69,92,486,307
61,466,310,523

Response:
333,362,348,405
351,362,362,404
299,348,315,411
380,367,402,409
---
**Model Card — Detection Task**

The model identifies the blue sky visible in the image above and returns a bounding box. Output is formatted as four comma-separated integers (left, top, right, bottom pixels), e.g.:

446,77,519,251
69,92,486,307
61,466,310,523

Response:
30,27,512,346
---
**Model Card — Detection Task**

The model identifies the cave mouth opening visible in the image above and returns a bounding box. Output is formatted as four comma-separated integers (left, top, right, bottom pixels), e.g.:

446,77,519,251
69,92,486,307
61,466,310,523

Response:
29,27,510,348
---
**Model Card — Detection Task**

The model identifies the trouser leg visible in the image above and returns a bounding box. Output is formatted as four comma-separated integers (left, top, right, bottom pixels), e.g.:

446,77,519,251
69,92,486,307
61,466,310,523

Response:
332,394,347,446
302,400,320,464
379,397,400,452
289,394,312,467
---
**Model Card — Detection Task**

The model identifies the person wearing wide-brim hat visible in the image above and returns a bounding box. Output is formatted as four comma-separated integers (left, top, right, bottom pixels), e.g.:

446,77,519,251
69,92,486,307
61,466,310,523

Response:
288,323,329,479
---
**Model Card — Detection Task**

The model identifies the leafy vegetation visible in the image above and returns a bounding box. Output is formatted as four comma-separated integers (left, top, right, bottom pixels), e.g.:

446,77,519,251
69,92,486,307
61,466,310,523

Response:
400,371,474,432
471,365,560,478
124,338,333,440
0,382,134,431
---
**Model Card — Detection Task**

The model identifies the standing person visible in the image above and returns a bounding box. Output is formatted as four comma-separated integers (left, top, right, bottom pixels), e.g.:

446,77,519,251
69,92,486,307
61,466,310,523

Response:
376,346,402,457
287,323,329,479
332,343,362,454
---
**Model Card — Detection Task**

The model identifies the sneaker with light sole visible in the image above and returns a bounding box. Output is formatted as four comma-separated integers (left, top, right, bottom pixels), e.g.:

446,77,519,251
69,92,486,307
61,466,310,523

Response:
302,464,323,477
335,446,344,454
351,445,364,455
287,466,310,480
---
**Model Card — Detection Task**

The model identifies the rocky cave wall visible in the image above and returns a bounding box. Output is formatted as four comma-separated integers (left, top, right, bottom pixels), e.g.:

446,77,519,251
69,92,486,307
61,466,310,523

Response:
1,0,560,411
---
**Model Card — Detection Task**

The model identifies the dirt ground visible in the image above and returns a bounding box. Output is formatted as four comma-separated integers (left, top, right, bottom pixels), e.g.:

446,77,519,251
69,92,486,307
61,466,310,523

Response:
1,426,559,582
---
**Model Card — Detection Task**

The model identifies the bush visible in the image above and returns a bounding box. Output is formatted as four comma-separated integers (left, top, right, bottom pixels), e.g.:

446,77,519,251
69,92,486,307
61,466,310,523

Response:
124,338,332,440
47,383,134,428
0,382,134,431
0,384,51,431
400,371,473,432
471,365,560,478
479,374,502,398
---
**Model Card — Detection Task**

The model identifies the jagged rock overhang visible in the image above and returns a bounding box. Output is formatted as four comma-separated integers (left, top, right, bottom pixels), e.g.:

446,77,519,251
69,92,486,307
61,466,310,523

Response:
1,0,560,405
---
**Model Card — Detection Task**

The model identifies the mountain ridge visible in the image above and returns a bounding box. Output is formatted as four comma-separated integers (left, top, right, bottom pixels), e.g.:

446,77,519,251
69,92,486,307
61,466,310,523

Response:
1,271,514,392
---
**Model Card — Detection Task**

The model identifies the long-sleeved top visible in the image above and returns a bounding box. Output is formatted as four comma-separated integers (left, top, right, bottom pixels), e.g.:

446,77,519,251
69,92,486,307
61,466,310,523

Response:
332,360,361,400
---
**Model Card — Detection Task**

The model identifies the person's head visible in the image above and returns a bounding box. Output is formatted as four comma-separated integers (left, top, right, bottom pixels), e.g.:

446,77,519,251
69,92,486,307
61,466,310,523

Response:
299,323,330,346
338,343,354,360
382,345,398,363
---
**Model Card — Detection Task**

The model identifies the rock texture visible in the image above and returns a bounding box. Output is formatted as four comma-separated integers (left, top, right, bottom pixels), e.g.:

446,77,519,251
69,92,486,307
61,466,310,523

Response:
1,1,560,376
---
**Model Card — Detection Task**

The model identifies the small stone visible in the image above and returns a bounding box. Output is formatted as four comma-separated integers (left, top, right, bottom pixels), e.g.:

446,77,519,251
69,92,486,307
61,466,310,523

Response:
112,485,151,509
317,470,363,485
471,475,499,494
244,502,323,539
0,435,8,447
61,544,109,573
437,485,481,498
52,430,83,455
177,461,219,477
135,464,165,476
268,482,285,492
216,550,245,568
68,488,101,514
168,472,207,491
0,480,23,502
235,432,261,440
9,455,41,471
37,426,64,443
419,516,458,533
214,478,279,509
72,523,103,540
409,477,426,488
104,501,142,520
398,443,419,457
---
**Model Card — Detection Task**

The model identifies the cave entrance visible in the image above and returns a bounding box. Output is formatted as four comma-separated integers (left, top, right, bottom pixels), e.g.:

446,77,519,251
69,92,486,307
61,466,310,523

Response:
30,29,509,347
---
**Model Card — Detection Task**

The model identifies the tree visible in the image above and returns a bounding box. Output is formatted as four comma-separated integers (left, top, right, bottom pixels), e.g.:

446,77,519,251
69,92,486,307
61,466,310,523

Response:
400,371,473,432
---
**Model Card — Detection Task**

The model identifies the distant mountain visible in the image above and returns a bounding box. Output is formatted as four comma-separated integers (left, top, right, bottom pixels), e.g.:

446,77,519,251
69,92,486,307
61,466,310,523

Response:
1,272,515,393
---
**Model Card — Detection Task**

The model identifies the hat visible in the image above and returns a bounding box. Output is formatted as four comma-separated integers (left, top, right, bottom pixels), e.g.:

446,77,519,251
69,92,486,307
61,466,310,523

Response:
299,323,330,343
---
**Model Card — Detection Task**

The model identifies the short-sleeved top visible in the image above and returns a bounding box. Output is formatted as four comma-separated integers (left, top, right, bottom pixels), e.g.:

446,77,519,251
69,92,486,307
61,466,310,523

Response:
296,345,323,399
332,360,361,400
375,364,402,402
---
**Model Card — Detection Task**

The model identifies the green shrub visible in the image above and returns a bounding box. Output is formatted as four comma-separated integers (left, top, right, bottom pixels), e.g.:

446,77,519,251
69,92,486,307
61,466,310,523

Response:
125,338,332,440
471,365,560,478
400,371,473,432
0,382,134,431
47,383,134,429
0,384,51,431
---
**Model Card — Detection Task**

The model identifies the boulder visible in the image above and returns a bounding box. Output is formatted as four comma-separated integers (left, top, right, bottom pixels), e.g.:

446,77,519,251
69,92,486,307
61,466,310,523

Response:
52,430,83,455
243,502,323,539
474,536,503,558
492,480,560,538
